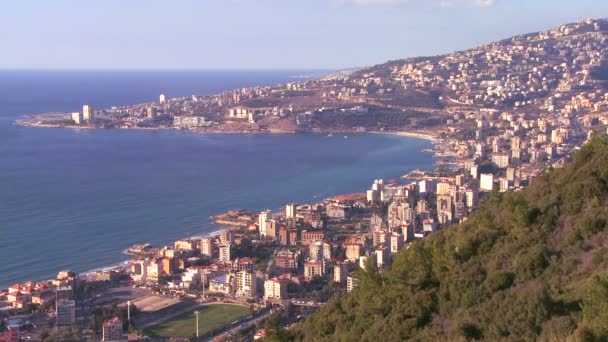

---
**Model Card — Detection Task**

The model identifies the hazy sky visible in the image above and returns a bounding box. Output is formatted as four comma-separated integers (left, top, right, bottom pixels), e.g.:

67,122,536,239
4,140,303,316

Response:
1,0,607,70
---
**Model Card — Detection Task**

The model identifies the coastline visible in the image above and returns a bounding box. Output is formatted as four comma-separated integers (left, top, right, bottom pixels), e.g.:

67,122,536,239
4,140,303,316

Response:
16,117,441,142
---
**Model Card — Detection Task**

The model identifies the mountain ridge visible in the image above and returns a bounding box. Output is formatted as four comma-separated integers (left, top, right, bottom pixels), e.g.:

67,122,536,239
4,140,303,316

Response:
289,134,608,341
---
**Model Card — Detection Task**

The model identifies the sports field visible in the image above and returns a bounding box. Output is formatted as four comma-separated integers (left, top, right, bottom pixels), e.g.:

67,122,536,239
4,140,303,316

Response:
144,304,250,337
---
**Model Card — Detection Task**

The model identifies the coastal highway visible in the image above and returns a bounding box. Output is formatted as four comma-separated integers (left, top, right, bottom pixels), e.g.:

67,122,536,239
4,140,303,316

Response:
204,307,272,342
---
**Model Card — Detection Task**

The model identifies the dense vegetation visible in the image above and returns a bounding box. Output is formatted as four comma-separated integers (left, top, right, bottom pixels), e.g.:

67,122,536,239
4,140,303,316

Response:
294,135,608,341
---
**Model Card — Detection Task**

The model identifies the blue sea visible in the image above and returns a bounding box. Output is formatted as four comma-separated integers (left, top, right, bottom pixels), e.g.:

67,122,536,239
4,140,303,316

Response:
0,70,435,288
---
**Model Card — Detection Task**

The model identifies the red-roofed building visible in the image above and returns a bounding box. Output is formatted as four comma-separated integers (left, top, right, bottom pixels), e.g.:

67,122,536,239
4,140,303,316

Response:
8,285,20,295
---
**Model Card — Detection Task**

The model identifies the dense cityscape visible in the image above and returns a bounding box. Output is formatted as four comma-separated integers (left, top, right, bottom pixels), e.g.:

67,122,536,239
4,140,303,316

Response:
5,16,608,341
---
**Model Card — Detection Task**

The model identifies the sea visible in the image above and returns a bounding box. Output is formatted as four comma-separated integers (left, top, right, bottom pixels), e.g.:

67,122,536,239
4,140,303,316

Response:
0,70,435,288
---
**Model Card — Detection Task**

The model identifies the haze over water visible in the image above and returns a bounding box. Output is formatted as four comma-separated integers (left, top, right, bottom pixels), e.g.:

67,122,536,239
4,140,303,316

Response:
0,70,435,287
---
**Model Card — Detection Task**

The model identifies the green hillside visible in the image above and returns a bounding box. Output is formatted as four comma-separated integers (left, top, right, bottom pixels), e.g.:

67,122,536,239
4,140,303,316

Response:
294,135,608,341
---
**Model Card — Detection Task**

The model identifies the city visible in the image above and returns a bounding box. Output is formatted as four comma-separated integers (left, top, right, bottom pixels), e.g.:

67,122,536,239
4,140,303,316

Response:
4,15,608,342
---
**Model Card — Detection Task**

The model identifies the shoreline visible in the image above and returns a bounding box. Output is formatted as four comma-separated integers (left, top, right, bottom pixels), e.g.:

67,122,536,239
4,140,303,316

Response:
7,118,441,289
16,117,440,143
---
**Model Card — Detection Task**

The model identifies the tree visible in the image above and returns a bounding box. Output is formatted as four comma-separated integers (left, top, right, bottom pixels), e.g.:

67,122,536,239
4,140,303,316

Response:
581,275,608,339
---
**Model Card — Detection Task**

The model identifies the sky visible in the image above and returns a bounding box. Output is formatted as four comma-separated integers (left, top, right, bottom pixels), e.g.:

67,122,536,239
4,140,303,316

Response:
0,0,607,70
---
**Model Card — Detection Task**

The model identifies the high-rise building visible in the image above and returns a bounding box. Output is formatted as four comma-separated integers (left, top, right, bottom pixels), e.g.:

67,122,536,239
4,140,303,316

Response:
56,299,76,327
102,317,124,341
159,94,166,104
333,261,348,284
146,107,157,119
466,188,478,210
82,105,94,122
390,233,403,253
220,230,234,245
376,246,389,268
219,244,231,263
235,271,258,298
266,219,278,239
258,210,272,237
285,203,297,219
200,237,213,257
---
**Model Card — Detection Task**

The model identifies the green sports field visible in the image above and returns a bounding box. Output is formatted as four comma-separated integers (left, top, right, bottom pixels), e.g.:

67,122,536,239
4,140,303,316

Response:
144,304,250,337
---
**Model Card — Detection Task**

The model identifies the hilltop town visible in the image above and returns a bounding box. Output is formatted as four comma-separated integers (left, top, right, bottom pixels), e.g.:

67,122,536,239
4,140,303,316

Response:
5,17,608,341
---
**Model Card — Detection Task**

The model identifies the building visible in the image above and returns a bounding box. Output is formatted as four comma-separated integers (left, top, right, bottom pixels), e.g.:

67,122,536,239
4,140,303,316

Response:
181,267,213,289
146,260,163,282
285,203,297,219
376,246,389,268
56,299,76,327
82,105,94,122
258,210,272,238
390,233,403,253
209,274,235,295
146,107,157,119
309,240,331,261
159,94,166,104
219,244,231,263
235,271,258,298
466,188,479,210
480,173,494,192
175,239,196,251
264,278,287,300
347,275,359,293
304,260,325,280
200,237,213,258
333,261,348,284
161,257,176,275
102,317,124,342
220,230,234,245
300,230,325,245
492,152,510,168
130,259,149,282
372,229,390,247
401,223,415,243
359,255,374,270
71,112,83,125
233,258,254,272
275,248,299,273
345,243,363,261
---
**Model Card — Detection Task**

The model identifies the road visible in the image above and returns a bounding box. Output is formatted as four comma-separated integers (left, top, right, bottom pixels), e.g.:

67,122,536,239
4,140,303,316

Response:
203,307,272,342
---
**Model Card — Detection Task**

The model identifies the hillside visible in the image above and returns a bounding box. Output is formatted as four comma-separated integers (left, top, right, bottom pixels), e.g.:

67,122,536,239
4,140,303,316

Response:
293,135,608,341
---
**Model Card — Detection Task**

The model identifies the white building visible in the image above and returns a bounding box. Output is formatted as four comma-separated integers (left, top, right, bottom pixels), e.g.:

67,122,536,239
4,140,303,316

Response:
347,275,359,293
235,271,258,298
258,210,272,237
264,278,287,300
71,112,83,125
285,203,297,219
219,244,231,263
333,261,348,284
480,173,494,192
159,94,166,104
82,104,94,122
